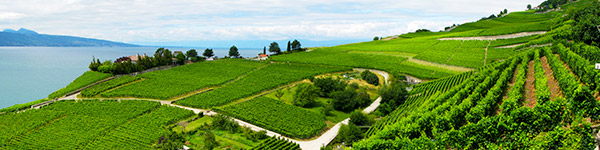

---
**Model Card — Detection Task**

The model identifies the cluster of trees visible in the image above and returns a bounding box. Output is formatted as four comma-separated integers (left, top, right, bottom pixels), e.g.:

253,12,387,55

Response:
568,1,600,45
332,110,373,147
479,9,508,21
89,48,204,75
361,70,379,86
376,82,408,115
539,0,569,10
267,40,305,55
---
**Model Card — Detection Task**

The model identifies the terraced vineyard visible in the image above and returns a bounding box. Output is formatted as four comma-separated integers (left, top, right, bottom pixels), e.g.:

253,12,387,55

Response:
216,97,326,139
80,75,141,97
101,59,267,99
355,43,600,149
176,63,351,108
251,137,300,150
0,100,193,149
48,71,112,99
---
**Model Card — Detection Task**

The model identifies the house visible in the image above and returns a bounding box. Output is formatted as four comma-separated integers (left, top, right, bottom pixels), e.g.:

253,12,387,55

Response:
257,54,269,60
128,54,146,64
206,57,214,61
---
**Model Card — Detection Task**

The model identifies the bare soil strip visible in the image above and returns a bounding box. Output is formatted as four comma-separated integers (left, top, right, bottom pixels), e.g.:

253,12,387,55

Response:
439,31,547,41
524,60,537,108
540,56,564,100
496,43,526,49
407,58,474,72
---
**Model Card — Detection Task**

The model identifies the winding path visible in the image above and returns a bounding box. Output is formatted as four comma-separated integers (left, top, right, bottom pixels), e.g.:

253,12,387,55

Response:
56,68,391,150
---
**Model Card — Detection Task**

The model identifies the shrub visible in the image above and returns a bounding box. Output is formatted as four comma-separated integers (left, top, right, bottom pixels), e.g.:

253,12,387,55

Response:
361,70,379,86
331,89,370,112
350,110,371,126
293,83,319,107
313,77,347,97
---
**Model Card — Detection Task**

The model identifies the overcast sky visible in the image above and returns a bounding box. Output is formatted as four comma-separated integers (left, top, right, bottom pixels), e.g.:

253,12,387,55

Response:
0,0,545,45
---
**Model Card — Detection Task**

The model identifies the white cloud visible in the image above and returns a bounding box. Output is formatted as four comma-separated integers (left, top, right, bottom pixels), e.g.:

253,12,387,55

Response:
0,0,546,44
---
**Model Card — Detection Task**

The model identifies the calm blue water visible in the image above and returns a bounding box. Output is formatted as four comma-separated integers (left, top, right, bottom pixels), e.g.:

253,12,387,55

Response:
0,47,262,109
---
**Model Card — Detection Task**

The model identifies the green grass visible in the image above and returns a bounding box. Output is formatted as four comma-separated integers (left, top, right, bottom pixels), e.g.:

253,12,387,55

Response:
172,116,213,133
176,63,350,108
215,97,326,139
102,59,267,99
188,130,264,150
48,71,112,99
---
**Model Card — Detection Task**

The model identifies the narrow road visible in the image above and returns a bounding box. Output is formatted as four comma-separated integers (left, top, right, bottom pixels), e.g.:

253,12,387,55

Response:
47,68,391,150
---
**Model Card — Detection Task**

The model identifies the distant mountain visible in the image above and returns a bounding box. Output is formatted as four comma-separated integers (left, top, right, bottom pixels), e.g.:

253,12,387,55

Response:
0,28,138,47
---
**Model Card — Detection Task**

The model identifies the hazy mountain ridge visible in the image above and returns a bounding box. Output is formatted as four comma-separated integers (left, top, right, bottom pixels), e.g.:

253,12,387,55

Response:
0,28,138,47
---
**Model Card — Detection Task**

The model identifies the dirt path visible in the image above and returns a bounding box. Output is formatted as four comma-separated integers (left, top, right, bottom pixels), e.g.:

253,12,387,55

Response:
484,41,491,66
439,31,547,41
540,56,563,100
524,60,537,108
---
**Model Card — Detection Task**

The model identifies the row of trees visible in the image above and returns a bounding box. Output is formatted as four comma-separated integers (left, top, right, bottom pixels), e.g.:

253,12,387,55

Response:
89,48,204,75
265,40,306,55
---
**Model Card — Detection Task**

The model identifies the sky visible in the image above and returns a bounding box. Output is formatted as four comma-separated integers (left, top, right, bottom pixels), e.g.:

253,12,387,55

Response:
0,0,546,47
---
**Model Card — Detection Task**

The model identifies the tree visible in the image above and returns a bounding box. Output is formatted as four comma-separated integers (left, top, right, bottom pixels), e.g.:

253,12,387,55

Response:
89,57,101,71
229,45,240,58
331,89,358,112
291,39,302,51
570,1,600,44
263,46,267,54
504,9,508,14
186,49,198,62
373,37,379,41
378,82,407,115
212,114,239,133
527,4,532,10
350,110,371,126
361,70,379,86
275,89,284,101
287,41,291,53
202,130,218,150
154,132,185,150
268,42,281,54
313,77,347,97
175,53,186,65
293,83,319,107
336,123,363,145
203,48,214,58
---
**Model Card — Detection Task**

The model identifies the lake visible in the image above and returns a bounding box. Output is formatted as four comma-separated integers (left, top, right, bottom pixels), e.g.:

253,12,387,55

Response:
0,47,262,109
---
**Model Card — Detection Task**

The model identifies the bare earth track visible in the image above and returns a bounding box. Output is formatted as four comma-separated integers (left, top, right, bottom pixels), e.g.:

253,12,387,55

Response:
439,31,547,41
524,60,537,108
540,56,564,100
